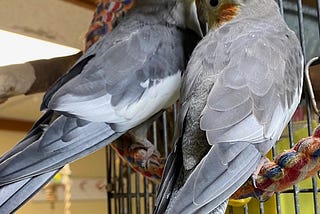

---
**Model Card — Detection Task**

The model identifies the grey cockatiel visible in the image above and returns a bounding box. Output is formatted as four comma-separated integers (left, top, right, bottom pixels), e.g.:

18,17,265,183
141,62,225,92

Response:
0,1,202,212
154,0,304,213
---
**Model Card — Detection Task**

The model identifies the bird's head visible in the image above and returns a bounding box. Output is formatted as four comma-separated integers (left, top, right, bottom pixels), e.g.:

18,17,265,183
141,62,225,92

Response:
196,0,242,33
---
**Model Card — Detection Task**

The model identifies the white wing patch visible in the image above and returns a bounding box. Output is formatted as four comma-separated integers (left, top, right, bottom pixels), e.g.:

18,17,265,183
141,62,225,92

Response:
114,72,182,130
140,79,150,88
48,72,181,131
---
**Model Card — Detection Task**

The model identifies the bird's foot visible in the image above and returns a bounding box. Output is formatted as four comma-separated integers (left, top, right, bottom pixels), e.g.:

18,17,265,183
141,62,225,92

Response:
252,156,271,188
142,139,158,168
129,138,160,169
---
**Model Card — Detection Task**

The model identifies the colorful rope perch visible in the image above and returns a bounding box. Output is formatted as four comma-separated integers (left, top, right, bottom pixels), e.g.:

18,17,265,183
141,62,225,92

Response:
232,124,320,200
85,0,135,51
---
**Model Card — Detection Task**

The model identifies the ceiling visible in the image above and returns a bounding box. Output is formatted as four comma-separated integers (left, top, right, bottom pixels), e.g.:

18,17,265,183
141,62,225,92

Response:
63,0,97,9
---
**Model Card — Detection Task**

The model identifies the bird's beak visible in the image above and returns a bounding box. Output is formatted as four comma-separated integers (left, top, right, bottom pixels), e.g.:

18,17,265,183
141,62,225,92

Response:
189,0,204,37
195,0,208,35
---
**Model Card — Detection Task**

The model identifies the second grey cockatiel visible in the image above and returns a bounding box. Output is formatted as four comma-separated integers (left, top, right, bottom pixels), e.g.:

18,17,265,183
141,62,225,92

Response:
0,0,201,213
154,0,304,213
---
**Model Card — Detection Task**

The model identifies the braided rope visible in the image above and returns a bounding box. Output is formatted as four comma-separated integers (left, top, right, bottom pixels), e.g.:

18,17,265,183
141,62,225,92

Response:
232,124,320,200
85,0,135,51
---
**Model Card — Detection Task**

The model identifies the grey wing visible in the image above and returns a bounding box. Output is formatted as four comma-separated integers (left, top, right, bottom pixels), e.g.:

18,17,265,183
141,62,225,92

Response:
171,27,303,213
42,19,188,131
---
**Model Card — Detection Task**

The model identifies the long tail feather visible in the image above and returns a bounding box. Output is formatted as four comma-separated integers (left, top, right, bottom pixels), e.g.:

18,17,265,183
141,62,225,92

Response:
0,114,123,185
0,170,59,213
153,140,183,214
0,110,124,212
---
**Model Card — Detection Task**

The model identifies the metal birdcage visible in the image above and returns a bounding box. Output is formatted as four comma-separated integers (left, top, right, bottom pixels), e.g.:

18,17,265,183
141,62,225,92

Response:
105,0,320,213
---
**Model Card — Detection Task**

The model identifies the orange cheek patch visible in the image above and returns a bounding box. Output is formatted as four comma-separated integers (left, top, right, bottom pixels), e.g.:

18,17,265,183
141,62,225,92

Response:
217,3,239,26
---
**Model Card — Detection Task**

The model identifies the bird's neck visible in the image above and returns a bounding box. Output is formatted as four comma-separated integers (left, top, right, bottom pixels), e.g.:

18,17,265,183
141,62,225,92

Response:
131,0,202,37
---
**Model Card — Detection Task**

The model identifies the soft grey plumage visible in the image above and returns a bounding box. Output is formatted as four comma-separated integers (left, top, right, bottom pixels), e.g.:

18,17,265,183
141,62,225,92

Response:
154,0,304,213
0,1,201,212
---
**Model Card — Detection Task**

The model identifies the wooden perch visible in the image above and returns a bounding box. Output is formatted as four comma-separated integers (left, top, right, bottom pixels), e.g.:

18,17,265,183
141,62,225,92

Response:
0,51,82,103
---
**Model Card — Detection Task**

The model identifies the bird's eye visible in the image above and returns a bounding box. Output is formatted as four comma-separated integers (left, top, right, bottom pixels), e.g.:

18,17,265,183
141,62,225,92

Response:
209,0,219,7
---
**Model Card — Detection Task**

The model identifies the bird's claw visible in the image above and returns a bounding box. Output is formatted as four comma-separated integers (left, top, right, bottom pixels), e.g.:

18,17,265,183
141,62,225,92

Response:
251,156,270,189
251,174,258,189
142,142,157,168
